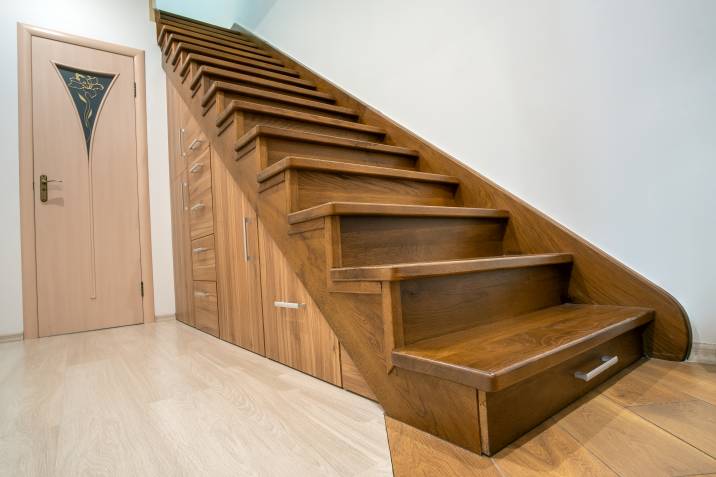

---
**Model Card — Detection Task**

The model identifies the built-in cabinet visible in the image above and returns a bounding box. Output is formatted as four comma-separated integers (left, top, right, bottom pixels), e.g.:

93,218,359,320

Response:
166,82,373,400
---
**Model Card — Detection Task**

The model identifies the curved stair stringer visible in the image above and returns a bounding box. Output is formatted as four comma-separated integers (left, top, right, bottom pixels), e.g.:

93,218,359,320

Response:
230,22,691,362
160,55,484,453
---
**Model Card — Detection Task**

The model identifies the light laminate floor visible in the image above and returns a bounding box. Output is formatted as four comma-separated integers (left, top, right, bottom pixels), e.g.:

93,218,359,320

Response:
1,320,715,477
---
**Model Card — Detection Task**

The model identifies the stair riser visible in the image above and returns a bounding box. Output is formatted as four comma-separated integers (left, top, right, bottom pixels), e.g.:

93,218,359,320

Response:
192,74,333,105
160,20,261,49
170,44,299,78
159,27,271,59
159,16,254,44
398,264,571,344
285,170,458,213
214,90,353,122
237,135,417,170
220,109,383,143
332,216,506,267
479,328,644,455
181,58,314,90
164,35,282,67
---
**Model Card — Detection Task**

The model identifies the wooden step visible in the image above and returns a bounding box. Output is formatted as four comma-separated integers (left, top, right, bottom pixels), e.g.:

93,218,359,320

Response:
218,100,384,142
160,19,260,48
331,253,572,281
164,33,283,66
205,83,355,121
257,157,460,212
190,66,331,102
180,54,315,89
159,25,270,58
288,202,510,266
391,303,653,392
234,126,418,170
159,14,249,41
169,42,300,77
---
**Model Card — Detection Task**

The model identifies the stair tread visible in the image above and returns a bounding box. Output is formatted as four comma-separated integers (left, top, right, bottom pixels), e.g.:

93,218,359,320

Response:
217,101,384,137
288,202,510,224
331,253,572,281
191,66,330,100
180,54,314,88
233,126,419,157
204,82,352,117
159,12,249,38
392,303,653,391
169,42,300,77
165,33,282,65
257,157,459,184
160,19,259,48
159,25,269,56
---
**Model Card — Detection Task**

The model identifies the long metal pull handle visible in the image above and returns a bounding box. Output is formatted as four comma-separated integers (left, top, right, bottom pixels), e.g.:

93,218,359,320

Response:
190,203,205,212
189,162,203,173
574,355,619,382
179,128,186,157
188,138,203,151
243,217,251,262
273,301,305,309
192,247,209,254
181,182,188,211
39,174,63,203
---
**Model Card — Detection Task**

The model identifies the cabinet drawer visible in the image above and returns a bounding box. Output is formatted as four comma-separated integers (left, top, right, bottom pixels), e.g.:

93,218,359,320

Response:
193,281,219,337
180,109,208,160
191,235,216,281
187,145,211,190
479,328,644,454
189,181,214,240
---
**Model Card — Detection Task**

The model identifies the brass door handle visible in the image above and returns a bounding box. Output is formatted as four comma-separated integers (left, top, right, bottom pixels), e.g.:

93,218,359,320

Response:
39,175,63,202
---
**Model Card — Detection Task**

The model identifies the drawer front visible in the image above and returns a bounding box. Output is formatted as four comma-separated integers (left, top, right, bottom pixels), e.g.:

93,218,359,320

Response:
193,281,219,337
189,179,214,240
191,235,216,281
187,146,211,190
180,109,208,160
479,328,644,454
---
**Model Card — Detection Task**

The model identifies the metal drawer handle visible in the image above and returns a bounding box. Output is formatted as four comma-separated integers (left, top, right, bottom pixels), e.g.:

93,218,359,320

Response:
188,138,203,151
194,291,209,298
574,355,619,382
192,247,209,254
190,203,205,212
189,162,203,173
273,301,305,309
242,217,251,262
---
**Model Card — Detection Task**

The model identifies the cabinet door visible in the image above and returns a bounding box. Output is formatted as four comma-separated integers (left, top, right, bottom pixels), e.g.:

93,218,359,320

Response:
166,79,187,180
212,150,265,354
259,221,342,385
170,172,194,326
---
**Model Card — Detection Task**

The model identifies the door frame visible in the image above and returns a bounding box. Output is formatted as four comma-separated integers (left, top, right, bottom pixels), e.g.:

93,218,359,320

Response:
17,24,155,338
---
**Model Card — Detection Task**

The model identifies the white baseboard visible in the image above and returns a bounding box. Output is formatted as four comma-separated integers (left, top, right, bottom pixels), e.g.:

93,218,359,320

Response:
689,342,716,365
0,333,23,344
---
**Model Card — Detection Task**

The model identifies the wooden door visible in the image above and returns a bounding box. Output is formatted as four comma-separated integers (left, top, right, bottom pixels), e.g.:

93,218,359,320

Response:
212,149,265,354
31,36,143,336
259,221,341,385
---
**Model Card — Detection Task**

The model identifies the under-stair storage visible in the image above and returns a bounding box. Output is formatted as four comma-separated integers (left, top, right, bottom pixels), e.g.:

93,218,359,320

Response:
157,10,690,457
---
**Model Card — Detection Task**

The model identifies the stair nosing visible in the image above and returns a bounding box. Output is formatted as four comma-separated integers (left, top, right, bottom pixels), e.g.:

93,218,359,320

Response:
330,253,573,282
391,304,653,391
165,33,283,66
203,82,353,117
233,126,418,157
257,157,459,184
159,25,271,57
288,202,510,224
190,66,331,100
217,100,384,137
179,54,312,87
169,42,300,77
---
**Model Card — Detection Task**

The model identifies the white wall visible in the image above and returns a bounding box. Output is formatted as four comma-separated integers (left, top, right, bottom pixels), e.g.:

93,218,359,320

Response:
0,0,174,335
236,0,716,344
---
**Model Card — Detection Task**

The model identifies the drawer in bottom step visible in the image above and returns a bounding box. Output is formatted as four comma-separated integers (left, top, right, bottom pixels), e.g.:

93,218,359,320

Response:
193,281,219,337
478,327,645,455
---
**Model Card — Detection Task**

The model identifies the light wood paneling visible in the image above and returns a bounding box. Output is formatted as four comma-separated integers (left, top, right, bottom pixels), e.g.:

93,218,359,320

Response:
259,220,341,386
340,344,376,401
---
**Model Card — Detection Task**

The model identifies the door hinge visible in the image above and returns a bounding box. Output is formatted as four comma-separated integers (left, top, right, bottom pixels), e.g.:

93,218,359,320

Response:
140,281,144,297
133,82,137,98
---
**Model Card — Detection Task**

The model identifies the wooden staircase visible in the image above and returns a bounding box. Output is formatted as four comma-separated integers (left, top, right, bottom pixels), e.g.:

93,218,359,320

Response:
155,11,691,455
